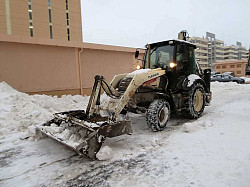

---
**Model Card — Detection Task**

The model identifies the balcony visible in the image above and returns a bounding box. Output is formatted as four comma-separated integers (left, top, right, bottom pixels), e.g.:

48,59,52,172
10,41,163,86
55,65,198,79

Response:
216,54,224,58
196,55,208,60
195,43,208,48
215,39,224,44
195,49,208,53
215,48,224,53
215,44,224,49
224,49,237,53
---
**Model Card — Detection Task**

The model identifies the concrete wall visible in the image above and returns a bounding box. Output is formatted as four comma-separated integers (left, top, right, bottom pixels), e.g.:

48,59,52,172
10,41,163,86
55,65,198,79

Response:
0,41,79,93
0,34,144,96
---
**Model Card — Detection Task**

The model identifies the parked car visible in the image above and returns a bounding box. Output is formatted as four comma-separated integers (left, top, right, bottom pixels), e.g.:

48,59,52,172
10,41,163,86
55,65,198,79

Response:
223,72,235,76
211,74,245,84
211,71,220,78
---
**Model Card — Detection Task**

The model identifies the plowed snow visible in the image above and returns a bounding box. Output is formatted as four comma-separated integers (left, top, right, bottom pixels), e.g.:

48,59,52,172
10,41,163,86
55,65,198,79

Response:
0,81,250,186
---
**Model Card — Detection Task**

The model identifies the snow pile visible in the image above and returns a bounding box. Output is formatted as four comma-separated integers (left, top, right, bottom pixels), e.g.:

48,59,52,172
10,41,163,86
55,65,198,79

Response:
0,82,20,136
40,123,90,148
100,93,112,110
0,82,89,140
182,120,214,133
96,146,113,160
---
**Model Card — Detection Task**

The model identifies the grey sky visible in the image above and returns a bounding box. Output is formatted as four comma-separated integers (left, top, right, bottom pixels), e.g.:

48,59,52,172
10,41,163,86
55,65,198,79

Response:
81,0,250,49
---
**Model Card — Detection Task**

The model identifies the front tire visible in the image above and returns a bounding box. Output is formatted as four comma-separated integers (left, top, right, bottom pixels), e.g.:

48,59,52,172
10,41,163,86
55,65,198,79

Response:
184,83,206,119
146,99,171,131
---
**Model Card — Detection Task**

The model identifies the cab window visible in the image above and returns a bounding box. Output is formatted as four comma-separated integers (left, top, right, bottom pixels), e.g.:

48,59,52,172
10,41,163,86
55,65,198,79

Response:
144,45,174,69
176,44,196,74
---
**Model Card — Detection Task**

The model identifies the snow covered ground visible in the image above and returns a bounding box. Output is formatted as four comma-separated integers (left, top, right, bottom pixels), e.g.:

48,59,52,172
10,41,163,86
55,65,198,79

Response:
0,81,250,186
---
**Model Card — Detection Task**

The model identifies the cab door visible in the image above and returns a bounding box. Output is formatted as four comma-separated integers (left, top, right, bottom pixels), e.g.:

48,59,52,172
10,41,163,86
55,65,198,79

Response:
175,44,196,89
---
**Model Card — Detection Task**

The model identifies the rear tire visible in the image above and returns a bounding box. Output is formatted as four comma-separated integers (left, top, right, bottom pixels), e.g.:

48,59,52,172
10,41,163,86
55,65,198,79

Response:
184,83,205,119
146,99,171,131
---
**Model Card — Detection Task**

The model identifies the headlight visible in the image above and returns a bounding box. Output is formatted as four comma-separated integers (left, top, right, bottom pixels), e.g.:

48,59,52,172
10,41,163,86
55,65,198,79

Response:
136,65,141,70
169,62,177,68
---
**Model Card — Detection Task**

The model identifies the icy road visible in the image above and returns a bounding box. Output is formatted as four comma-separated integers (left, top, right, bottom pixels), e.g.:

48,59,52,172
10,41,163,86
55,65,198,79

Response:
0,82,250,187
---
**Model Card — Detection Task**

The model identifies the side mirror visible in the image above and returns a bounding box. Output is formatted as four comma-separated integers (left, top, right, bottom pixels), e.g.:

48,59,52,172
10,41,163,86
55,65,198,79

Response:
135,50,139,59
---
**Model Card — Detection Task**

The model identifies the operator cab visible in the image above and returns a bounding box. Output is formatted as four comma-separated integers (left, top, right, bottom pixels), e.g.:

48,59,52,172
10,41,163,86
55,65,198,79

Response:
143,40,197,76
135,39,198,91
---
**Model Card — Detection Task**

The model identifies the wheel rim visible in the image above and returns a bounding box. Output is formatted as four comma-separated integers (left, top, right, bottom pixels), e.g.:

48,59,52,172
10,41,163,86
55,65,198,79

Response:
158,106,169,127
193,89,204,112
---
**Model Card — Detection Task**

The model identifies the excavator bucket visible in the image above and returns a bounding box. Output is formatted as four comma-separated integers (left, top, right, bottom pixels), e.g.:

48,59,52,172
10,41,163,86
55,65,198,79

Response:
36,110,132,159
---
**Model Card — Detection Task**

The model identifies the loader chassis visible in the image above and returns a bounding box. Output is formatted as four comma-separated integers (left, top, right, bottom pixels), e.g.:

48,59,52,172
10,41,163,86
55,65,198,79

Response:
37,31,212,159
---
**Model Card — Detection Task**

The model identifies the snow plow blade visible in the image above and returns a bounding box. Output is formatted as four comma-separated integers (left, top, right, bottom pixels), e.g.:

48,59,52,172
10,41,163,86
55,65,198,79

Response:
36,110,132,159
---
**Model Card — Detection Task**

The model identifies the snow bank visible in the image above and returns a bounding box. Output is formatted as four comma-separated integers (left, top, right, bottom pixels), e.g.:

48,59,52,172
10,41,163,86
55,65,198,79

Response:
0,82,89,140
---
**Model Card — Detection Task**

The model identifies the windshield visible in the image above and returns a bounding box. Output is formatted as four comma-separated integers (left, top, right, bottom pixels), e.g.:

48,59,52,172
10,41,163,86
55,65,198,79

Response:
144,45,174,69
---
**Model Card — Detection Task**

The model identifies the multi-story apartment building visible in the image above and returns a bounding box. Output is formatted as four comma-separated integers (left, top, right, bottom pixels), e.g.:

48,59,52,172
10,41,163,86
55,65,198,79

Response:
224,45,238,61
214,39,224,62
241,49,249,60
236,42,249,61
189,32,249,71
189,36,208,69
0,0,82,41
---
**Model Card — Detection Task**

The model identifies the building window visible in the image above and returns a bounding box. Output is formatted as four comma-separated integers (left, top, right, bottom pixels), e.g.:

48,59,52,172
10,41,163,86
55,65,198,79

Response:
29,12,32,19
49,25,53,39
216,66,221,69
236,71,241,74
65,0,70,41
222,65,226,68
48,1,53,39
236,64,241,68
67,28,70,41
30,27,33,37
230,65,235,68
28,0,33,37
48,9,52,23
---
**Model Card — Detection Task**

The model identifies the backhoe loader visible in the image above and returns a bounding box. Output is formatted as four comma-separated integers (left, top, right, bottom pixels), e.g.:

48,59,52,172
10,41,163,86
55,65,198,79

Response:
37,31,212,159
